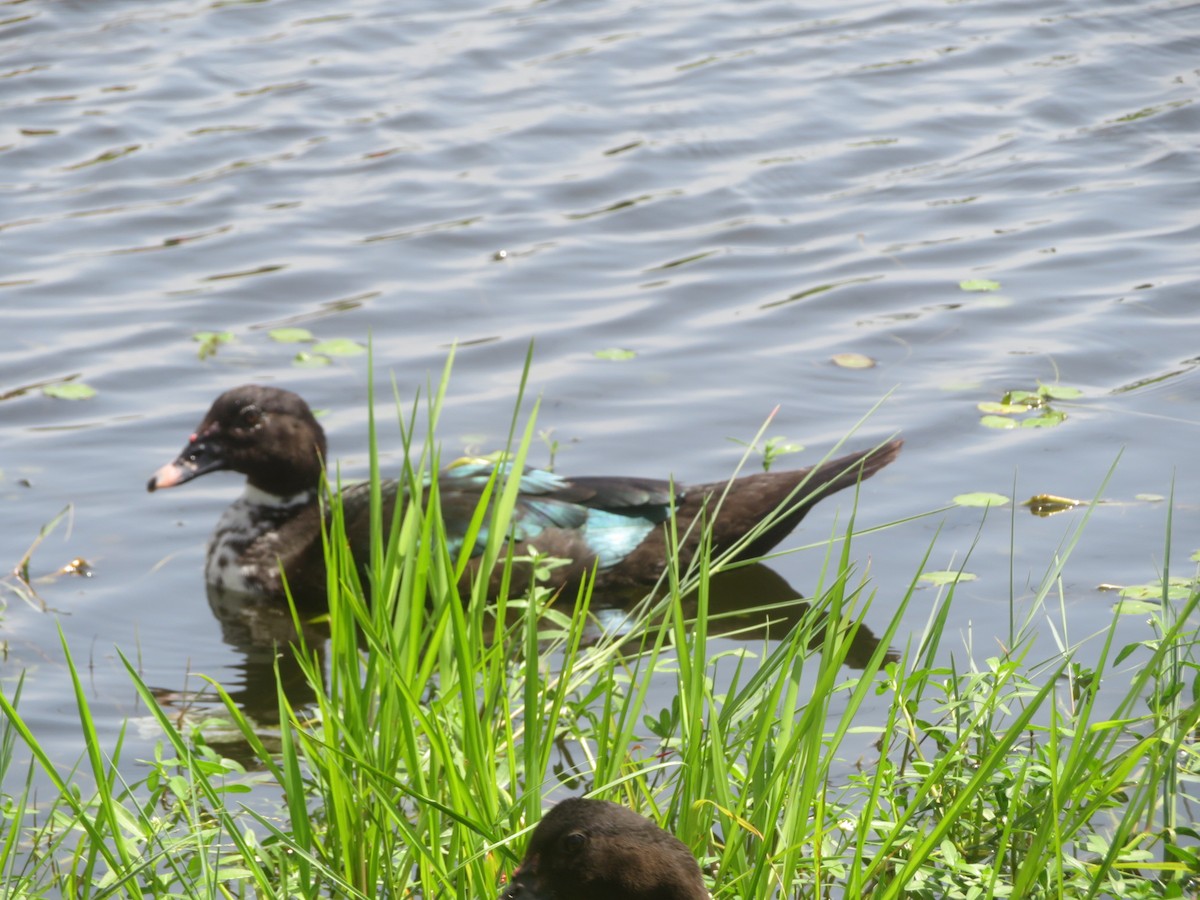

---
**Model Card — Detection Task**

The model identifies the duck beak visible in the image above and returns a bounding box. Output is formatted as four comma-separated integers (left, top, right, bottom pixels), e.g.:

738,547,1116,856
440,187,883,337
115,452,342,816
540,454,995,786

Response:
147,434,226,492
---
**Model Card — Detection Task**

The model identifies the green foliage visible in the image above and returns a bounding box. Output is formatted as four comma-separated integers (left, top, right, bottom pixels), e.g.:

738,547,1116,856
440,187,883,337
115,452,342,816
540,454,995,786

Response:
593,347,636,360
952,492,1010,508
192,330,234,359
959,279,1001,292
979,383,1082,430
1,357,1197,899
42,382,96,400
727,434,804,472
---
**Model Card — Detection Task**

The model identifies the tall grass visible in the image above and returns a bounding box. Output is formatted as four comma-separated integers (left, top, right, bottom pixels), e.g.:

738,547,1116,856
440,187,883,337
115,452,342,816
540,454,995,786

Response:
1,359,1197,898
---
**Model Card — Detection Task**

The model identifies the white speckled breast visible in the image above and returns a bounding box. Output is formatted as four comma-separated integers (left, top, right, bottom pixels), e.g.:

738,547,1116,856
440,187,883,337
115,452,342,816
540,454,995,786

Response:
205,485,315,594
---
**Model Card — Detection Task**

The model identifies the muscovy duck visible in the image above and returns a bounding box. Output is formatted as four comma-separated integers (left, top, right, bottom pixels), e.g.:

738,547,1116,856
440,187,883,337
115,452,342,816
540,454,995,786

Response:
148,384,901,605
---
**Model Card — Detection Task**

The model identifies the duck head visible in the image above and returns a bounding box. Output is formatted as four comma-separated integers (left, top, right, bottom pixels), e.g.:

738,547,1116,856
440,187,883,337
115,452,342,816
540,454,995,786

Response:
502,797,708,900
147,384,327,499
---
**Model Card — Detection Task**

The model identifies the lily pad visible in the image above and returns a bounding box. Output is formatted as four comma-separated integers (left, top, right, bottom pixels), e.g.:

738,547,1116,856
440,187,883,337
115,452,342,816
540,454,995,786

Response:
1003,390,1042,407
977,402,1028,415
1134,493,1164,502
980,415,1018,430
293,351,331,367
953,492,1010,508
1114,598,1162,616
43,382,96,401
594,348,636,361
980,383,1080,431
1118,578,1195,602
193,330,234,360
311,338,365,357
831,352,875,369
269,327,314,343
1040,384,1082,400
959,279,1001,292
919,570,978,586
1021,410,1067,428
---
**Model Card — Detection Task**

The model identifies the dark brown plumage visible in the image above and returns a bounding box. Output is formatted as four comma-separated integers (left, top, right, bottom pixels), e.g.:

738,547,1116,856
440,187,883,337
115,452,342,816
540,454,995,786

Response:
501,798,708,900
148,384,901,606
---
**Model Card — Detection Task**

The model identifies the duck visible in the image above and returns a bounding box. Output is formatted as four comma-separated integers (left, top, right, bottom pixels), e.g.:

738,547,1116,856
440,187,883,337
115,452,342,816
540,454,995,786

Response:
501,797,709,900
147,384,901,606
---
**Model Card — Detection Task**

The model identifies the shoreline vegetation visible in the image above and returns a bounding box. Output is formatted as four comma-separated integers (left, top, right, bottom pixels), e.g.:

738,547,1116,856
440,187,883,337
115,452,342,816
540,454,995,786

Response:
2,359,1197,898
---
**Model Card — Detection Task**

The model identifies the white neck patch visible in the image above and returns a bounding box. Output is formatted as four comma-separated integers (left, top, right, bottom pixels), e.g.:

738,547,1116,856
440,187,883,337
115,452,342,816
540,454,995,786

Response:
242,483,314,508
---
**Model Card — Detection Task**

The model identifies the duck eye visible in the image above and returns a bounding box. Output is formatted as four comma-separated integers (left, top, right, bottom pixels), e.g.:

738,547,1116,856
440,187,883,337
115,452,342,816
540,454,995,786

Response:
239,405,261,427
563,832,586,852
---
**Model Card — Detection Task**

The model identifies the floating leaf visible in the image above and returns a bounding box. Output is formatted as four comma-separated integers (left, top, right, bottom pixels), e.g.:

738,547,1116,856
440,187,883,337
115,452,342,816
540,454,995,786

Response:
1003,390,1042,407
193,330,234,359
919,570,978,586
594,348,636,361
959,278,1001,292
293,351,331,367
831,352,875,369
1118,578,1194,602
43,382,96,400
269,327,314,343
1191,549,1200,563
1024,494,1083,517
980,415,1018,430
1135,493,1164,503
953,492,1010,508
1115,598,1161,615
1021,410,1067,428
977,401,1027,415
1040,384,1082,400
193,330,234,344
311,338,365,357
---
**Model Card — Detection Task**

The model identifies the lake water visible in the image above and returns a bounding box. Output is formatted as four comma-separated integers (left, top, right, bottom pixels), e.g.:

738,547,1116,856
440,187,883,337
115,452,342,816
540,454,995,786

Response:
2,0,1198,807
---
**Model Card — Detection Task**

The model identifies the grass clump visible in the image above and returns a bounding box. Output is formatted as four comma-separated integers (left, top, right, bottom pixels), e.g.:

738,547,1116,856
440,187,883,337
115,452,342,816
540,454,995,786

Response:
1,357,1198,898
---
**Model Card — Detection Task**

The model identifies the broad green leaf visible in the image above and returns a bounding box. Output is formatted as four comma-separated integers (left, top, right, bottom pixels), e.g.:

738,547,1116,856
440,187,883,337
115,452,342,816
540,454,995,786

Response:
43,382,96,400
1118,579,1194,602
953,492,1010,508
293,351,331,367
1021,410,1066,428
1114,598,1161,615
594,348,636,361
1003,390,1041,406
980,415,1018,430
192,331,234,345
1039,384,1082,400
270,327,314,343
312,338,365,357
193,330,235,360
977,402,1026,414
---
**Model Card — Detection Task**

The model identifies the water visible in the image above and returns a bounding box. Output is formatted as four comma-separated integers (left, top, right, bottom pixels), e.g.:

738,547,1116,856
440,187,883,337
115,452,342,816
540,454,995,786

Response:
2,0,1198,805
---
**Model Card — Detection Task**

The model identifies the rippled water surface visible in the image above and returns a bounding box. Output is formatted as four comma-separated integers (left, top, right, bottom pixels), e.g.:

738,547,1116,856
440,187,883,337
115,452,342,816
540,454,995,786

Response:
3,0,1199,791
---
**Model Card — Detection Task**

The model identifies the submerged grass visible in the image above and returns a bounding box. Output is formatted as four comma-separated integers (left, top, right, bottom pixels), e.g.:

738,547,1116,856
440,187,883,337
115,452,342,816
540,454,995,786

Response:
1,357,1198,898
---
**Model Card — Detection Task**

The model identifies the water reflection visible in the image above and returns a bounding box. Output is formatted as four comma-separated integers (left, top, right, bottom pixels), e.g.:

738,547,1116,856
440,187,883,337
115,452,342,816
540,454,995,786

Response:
182,562,892,757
